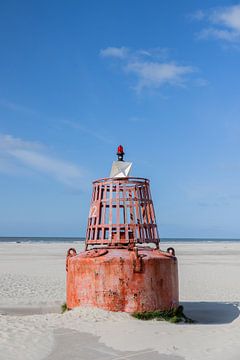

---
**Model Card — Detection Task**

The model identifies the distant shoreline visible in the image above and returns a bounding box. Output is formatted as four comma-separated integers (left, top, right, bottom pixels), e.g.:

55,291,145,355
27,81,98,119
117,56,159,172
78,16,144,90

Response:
0,236,240,243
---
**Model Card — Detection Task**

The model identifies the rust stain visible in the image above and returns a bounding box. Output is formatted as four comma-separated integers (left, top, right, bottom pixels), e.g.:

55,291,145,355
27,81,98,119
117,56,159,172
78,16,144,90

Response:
67,248,179,312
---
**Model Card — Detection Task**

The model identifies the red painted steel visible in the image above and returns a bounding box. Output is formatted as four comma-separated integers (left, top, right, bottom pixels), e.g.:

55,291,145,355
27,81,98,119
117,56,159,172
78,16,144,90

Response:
85,177,160,249
66,176,179,313
67,248,178,312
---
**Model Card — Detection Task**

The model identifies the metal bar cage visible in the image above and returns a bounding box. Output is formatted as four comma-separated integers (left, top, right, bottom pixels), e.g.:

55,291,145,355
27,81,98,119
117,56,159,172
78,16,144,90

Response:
86,177,160,248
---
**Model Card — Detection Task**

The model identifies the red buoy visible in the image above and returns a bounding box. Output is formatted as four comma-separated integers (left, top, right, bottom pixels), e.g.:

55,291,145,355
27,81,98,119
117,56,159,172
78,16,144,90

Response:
66,147,179,312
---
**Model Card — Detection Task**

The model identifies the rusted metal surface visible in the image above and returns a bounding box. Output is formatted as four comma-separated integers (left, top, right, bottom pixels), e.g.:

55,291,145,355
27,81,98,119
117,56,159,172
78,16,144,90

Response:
86,177,160,250
66,172,179,312
67,248,179,312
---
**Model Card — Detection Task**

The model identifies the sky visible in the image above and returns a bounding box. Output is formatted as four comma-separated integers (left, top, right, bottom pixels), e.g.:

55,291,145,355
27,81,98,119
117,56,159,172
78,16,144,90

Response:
1,0,240,238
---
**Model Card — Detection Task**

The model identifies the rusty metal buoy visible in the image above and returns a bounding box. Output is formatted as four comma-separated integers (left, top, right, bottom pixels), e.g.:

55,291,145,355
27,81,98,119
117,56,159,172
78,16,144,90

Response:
66,146,179,312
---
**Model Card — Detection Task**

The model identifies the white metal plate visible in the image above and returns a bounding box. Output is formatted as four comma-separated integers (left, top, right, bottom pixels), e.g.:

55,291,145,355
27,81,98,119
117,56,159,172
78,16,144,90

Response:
110,161,132,178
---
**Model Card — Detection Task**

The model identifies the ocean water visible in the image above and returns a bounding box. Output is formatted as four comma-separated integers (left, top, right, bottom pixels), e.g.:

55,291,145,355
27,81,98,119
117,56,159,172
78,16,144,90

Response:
0,237,239,243
0,237,84,243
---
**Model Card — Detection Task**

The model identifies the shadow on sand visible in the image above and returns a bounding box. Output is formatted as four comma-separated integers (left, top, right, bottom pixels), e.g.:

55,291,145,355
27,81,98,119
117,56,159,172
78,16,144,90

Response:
181,301,240,324
46,329,185,360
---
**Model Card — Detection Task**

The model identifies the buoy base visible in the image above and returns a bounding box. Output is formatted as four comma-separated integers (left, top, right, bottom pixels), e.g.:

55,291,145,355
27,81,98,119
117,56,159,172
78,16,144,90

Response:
66,247,179,313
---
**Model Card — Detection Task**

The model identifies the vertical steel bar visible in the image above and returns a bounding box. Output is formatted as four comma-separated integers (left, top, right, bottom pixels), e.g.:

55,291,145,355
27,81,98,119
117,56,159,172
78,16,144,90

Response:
122,181,129,242
109,182,113,244
116,181,120,242
134,185,141,242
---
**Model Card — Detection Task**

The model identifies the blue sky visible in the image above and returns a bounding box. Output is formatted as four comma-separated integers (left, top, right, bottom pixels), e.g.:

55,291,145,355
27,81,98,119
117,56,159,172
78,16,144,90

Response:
1,0,240,238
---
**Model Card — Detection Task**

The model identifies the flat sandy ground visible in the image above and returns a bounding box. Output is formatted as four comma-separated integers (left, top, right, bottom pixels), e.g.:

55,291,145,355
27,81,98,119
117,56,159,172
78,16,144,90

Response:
0,241,240,360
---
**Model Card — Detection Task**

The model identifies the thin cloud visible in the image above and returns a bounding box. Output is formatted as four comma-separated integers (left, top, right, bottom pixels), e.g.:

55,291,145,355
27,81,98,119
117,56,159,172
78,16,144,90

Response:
199,28,239,42
193,5,240,43
189,10,205,21
0,134,42,151
62,120,114,145
0,99,38,116
184,182,240,208
100,46,129,59
100,46,199,92
0,99,114,146
0,134,85,189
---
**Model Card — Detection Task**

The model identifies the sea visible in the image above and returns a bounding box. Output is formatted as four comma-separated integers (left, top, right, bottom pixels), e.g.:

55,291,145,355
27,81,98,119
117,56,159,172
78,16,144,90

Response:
0,237,239,244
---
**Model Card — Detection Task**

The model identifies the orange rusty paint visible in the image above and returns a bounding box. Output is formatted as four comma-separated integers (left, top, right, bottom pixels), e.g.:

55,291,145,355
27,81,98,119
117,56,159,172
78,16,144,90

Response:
67,247,178,312
85,177,160,249
66,176,179,312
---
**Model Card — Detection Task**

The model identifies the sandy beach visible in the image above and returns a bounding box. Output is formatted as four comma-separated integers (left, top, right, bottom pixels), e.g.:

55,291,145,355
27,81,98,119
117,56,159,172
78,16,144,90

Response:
0,241,240,360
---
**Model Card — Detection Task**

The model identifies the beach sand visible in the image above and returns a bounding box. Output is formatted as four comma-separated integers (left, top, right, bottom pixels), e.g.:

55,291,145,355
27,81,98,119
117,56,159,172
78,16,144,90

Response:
0,241,240,360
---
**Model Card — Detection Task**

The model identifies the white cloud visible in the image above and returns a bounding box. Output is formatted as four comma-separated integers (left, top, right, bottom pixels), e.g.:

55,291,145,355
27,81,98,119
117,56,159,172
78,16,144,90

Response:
125,61,194,91
211,5,240,31
0,134,85,188
100,47,198,91
199,27,239,42
194,5,240,43
100,46,128,59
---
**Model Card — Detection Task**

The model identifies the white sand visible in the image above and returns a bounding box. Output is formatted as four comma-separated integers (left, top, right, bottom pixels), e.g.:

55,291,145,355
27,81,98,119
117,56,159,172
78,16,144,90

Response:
0,241,240,360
